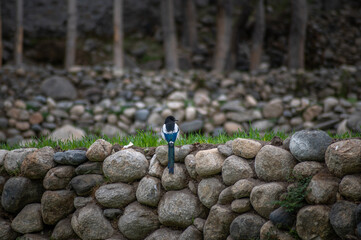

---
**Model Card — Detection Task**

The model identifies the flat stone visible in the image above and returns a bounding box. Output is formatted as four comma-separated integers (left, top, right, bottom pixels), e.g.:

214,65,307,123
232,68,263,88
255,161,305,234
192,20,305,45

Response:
195,148,225,177
144,228,182,240
179,120,204,133
70,174,104,196
95,183,135,208
232,138,262,159
54,150,88,165
75,161,103,175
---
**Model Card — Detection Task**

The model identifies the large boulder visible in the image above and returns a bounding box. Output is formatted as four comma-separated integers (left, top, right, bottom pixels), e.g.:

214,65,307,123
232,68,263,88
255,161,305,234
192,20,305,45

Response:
103,149,148,182
306,172,340,205
339,174,361,201
158,189,204,228
21,147,55,179
136,176,162,207
41,190,76,225
198,177,225,208
296,205,334,240
232,138,262,159
195,148,225,177
230,213,266,240
330,201,357,240
255,145,297,181
118,202,160,240
95,183,135,208
53,150,88,165
161,163,188,190
43,166,75,190
222,155,254,185
1,177,44,213
250,183,286,219
4,148,36,175
325,139,361,177
86,139,112,162
71,203,114,240
41,76,77,100
203,204,237,240
289,130,332,162
11,203,43,234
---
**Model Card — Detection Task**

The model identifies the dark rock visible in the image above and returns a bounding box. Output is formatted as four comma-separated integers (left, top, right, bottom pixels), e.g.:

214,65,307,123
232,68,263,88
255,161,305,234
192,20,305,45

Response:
144,228,182,240
330,201,357,239
1,177,44,213
269,207,296,230
43,166,75,190
230,213,267,240
41,76,77,100
54,150,88,165
75,161,103,175
95,183,135,208
103,209,122,219
179,226,202,240
135,109,150,121
180,120,204,133
0,217,18,240
70,174,104,196
356,203,361,224
51,217,77,240
346,113,361,133
11,203,43,234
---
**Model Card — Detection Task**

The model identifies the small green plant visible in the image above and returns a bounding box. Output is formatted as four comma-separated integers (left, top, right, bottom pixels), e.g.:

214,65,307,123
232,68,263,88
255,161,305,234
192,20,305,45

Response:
273,176,311,213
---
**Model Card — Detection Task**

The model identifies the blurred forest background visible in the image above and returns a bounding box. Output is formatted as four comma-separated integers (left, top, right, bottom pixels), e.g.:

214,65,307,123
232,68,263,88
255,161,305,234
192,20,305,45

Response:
1,0,360,72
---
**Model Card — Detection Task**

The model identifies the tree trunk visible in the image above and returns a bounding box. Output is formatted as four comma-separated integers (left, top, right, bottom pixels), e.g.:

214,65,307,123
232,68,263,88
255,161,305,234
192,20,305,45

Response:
182,0,198,51
15,0,23,68
227,1,253,71
0,1,2,68
113,0,123,76
65,0,77,70
161,0,178,72
288,0,307,69
250,0,265,72
213,0,233,74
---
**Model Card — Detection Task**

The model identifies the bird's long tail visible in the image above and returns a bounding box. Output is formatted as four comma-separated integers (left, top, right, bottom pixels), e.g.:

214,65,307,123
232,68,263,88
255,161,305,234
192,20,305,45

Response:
168,141,175,174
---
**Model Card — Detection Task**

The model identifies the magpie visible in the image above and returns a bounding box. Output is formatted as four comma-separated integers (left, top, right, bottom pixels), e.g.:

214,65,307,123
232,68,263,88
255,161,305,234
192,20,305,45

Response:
161,115,179,174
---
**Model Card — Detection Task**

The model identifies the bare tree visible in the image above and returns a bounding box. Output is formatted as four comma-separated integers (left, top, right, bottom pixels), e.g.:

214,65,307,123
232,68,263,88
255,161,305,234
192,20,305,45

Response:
213,0,233,73
250,0,265,72
161,0,178,71
0,1,2,68
65,0,77,70
182,0,198,51
113,0,124,76
288,0,307,69
15,0,23,68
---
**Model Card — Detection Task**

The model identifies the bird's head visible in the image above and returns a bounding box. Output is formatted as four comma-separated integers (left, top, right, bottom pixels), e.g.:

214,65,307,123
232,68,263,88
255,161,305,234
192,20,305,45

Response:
165,115,177,124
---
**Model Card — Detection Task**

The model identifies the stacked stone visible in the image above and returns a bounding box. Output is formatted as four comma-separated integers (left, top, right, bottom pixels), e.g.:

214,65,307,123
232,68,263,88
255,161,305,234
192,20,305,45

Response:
0,130,360,239
1,67,361,145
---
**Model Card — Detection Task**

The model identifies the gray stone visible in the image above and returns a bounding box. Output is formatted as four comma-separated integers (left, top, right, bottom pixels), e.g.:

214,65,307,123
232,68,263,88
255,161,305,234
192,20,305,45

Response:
179,225,202,240
49,124,85,141
180,120,204,133
71,203,114,240
103,149,148,182
135,109,150,121
203,204,237,240
325,139,361,177
177,144,194,162
195,148,225,177
218,187,234,205
118,202,160,240
11,203,43,234
70,174,104,196
263,99,283,118
231,178,257,199
346,114,361,133
41,190,76,225
41,76,77,100
0,150,8,169
21,147,55,179
95,183,135,208
306,172,339,205
198,177,225,208
193,218,206,232
260,221,294,240
136,176,161,207
230,213,266,240
0,217,18,240
269,207,296,230
339,174,361,201
296,205,334,240
101,124,124,138
330,201,357,239
51,217,77,240
222,155,254,185
86,139,112,162
74,196,93,209
255,145,297,181
158,189,204,228
4,148,37,175
250,183,286,218
43,166,75,190
290,130,332,162
144,228,182,240
292,161,323,179
184,154,197,178
232,138,262,159
217,144,233,157
54,150,88,165
231,198,251,214
17,234,48,240
75,161,103,175
1,177,44,213
148,155,163,178
161,163,188,190
103,209,122,219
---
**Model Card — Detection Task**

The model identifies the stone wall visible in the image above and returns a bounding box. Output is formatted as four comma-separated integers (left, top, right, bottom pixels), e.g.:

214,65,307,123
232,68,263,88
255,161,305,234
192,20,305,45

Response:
0,130,361,240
